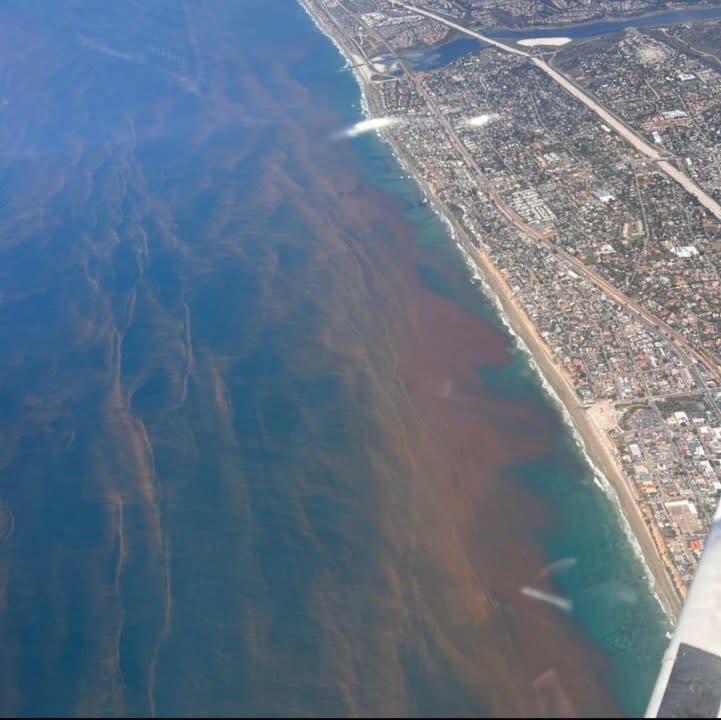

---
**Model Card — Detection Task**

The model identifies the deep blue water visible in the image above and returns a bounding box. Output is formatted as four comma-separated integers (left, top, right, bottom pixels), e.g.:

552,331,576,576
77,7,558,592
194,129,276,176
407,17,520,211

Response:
0,1,671,717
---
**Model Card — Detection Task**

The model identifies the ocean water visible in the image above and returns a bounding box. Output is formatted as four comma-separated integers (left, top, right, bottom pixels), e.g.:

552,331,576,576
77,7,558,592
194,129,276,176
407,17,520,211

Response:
354,130,672,717
0,1,669,717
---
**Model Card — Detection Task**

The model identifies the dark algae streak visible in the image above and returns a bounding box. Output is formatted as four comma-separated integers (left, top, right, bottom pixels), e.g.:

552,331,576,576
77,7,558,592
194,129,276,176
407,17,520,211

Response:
0,1,668,716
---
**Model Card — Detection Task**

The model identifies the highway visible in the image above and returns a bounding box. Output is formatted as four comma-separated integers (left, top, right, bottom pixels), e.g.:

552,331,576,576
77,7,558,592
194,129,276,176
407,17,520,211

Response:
389,32,721,387
384,0,721,382
388,0,721,223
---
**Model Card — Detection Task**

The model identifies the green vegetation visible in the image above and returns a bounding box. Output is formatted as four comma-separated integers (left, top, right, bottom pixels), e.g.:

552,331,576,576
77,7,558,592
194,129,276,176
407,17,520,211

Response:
619,403,652,430
655,395,706,415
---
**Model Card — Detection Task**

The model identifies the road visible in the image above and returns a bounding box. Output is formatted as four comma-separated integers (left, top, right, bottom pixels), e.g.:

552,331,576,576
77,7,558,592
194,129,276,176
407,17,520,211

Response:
388,0,721,223
325,0,721,382
398,45,721,384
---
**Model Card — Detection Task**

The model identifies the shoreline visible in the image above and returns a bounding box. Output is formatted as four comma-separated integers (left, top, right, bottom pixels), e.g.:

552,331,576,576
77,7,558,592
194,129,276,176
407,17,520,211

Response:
462,241,684,620
298,0,683,621
477,2,721,35
424,178,685,621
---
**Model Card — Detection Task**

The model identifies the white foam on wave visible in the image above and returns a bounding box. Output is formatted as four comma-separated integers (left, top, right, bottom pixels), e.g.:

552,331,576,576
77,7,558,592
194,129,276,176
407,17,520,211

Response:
300,0,674,623
298,0,371,120
299,1,405,148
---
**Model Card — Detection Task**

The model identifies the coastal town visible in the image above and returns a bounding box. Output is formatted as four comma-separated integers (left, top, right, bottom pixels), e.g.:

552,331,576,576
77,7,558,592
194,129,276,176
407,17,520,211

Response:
300,0,721,613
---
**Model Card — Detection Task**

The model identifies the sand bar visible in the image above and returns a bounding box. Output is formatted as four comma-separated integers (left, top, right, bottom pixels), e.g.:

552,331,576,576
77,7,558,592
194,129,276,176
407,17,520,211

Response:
517,37,572,47
299,0,683,621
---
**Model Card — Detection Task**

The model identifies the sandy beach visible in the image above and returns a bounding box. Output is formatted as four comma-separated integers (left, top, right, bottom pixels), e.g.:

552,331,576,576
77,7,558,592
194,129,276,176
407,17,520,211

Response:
299,0,683,622
466,243,683,619
380,112,685,620
372,95,685,619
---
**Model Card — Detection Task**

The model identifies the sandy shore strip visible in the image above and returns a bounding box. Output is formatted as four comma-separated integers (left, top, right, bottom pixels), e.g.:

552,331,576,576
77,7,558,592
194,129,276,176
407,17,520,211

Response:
298,0,683,621
384,128,686,620
375,109,685,619
466,243,683,620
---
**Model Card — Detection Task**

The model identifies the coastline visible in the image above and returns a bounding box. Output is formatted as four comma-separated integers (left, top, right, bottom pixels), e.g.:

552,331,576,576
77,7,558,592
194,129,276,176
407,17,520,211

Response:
419,181,684,621
297,0,683,621
480,2,721,34
426,176,684,620
517,37,571,46
463,241,684,620
298,0,375,90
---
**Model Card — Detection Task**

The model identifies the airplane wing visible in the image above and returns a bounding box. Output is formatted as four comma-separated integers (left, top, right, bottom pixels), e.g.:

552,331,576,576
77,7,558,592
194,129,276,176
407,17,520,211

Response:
645,503,721,718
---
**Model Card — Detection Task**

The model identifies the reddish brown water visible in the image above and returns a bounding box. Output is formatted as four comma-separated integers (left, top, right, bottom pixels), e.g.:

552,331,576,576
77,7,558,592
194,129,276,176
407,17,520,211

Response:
0,2,634,716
